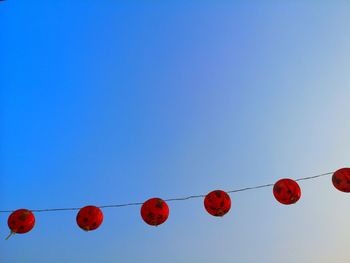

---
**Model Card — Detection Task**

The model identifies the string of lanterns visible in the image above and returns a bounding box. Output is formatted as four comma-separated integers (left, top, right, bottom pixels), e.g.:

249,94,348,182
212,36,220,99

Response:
3,167,350,240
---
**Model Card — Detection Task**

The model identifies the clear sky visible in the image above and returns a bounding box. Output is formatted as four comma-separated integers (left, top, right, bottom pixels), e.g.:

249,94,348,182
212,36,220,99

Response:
1,1,350,262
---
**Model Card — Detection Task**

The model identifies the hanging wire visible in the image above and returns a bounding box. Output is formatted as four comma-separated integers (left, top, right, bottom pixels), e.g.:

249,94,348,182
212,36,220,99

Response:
0,171,334,214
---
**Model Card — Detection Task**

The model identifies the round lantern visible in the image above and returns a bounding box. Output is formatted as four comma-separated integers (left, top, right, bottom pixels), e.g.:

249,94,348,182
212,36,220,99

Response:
204,190,231,217
273,178,301,205
76,205,104,231
141,198,169,226
7,209,35,239
332,168,350,193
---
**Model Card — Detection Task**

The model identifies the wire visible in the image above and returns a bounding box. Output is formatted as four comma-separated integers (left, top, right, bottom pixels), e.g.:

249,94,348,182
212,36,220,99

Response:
0,171,334,214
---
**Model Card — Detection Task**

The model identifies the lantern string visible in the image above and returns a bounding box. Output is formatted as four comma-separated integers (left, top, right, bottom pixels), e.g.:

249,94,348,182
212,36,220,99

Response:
0,171,334,214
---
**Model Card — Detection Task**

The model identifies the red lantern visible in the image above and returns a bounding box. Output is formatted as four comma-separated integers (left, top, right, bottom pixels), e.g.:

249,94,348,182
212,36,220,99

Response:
76,205,103,231
204,190,231,217
141,198,169,226
7,209,35,239
273,178,301,205
332,168,350,192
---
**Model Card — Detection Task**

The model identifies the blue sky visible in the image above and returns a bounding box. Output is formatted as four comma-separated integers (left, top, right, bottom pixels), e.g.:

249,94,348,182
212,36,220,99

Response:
1,1,350,262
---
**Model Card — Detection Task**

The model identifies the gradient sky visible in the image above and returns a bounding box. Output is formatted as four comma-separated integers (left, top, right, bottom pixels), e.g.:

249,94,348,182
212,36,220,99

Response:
1,1,350,262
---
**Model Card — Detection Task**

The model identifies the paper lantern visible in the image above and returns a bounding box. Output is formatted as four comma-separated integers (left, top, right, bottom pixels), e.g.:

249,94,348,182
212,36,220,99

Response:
273,178,301,205
7,209,35,239
204,190,231,217
76,205,103,231
141,198,169,226
332,168,350,192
